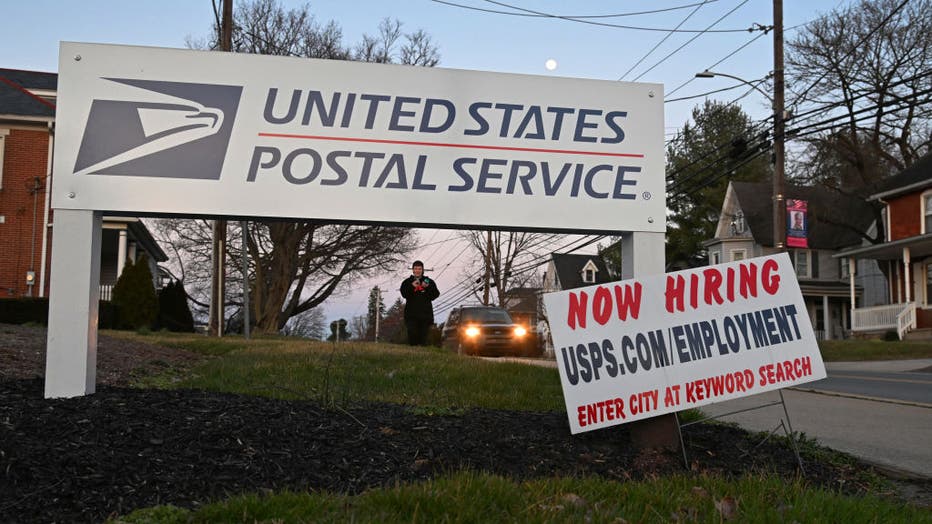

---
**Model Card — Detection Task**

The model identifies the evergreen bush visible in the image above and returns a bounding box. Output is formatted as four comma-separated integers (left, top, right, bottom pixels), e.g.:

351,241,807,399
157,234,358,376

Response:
156,281,195,332
111,255,158,330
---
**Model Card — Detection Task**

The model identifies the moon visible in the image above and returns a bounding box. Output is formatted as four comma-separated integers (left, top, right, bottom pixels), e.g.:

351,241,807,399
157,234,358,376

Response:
545,58,558,71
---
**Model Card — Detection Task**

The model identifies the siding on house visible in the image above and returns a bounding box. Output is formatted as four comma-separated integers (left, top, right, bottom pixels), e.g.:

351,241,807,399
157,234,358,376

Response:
887,192,922,240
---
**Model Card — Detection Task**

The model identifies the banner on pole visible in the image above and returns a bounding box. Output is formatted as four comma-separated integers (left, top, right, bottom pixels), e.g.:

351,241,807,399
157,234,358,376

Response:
786,199,808,248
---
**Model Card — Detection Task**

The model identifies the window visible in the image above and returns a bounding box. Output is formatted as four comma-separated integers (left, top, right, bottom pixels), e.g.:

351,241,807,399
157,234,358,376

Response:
730,249,746,262
711,251,721,265
793,250,810,278
923,190,932,234
729,212,746,235
926,264,932,305
581,260,598,284
840,259,850,280
0,129,9,189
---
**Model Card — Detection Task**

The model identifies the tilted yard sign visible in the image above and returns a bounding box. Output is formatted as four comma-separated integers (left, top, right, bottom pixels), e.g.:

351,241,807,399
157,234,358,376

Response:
46,42,665,397
543,254,827,434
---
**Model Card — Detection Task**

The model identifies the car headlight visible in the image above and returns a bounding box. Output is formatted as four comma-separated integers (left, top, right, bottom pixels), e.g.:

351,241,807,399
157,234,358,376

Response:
514,326,527,337
465,326,481,337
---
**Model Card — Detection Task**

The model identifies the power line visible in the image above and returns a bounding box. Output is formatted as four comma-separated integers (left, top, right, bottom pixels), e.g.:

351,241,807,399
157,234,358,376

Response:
618,0,708,81
632,0,754,81
430,0,723,19
664,82,753,103
663,2,851,101
668,86,932,200
666,67,932,181
469,0,763,33
663,29,767,98
785,69,932,127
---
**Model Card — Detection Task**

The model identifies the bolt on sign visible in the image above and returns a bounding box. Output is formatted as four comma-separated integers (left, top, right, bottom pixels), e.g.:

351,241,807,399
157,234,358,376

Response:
542,254,826,434
53,42,665,234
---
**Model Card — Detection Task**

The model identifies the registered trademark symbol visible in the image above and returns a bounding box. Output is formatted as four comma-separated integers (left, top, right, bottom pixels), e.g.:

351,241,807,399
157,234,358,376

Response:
642,192,651,200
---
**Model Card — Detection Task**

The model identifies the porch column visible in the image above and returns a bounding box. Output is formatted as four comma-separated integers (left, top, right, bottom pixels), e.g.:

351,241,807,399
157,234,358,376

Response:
893,264,903,304
848,257,856,312
904,247,911,303
822,295,831,340
117,229,128,278
848,257,857,329
887,260,894,303
128,241,137,263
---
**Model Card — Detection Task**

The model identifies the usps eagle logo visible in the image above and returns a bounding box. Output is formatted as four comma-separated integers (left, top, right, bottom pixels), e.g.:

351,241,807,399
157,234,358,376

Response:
73,78,242,180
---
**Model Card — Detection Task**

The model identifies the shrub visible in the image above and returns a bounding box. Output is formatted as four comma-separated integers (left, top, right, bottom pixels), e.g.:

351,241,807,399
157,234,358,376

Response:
156,281,195,332
0,298,48,324
0,297,116,328
111,255,158,330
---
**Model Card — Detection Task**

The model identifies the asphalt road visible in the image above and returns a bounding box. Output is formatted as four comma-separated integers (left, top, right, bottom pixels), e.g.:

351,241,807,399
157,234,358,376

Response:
797,368,932,406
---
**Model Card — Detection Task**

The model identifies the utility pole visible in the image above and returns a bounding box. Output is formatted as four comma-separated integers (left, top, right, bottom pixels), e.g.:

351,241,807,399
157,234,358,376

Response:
374,287,381,342
482,230,492,305
242,221,250,339
209,0,233,337
772,0,786,251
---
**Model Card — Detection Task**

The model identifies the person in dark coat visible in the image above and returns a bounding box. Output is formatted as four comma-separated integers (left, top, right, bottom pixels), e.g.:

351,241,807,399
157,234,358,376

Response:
400,260,440,346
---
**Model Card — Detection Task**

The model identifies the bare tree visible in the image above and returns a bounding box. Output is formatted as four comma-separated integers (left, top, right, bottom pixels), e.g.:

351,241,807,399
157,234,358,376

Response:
400,29,440,67
353,18,439,66
462,231,552,307
349,315,368,341
787,0,932,193
281,307,326,339
161,1,441,333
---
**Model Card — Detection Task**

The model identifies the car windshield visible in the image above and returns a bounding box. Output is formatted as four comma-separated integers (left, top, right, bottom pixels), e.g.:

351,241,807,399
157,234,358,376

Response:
460,308,512,323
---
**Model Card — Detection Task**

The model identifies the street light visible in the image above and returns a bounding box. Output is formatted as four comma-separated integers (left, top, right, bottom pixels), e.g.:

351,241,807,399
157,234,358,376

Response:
695,68,786,251
694,70,774,103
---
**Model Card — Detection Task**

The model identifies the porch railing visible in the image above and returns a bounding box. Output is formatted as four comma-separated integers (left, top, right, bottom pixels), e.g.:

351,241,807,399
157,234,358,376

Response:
851,302,914,335
897,302,917,340
99,284,114,302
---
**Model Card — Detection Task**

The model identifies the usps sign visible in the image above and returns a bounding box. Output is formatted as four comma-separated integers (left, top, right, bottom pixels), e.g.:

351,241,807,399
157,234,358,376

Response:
542,254,826,434
52,42,665,234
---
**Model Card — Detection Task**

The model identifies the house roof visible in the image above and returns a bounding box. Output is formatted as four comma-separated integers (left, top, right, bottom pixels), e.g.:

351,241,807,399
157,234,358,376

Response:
869,151,932,201
550,253,611,289
0,68,56,119
103,217,169,262
730,181,876,250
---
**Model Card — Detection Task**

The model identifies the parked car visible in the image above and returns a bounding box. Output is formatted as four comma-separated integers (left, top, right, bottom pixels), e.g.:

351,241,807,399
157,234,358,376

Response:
441,306,533,356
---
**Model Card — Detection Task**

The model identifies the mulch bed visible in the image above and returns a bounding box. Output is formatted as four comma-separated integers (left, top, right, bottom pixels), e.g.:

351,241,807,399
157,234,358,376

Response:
0,324,928,522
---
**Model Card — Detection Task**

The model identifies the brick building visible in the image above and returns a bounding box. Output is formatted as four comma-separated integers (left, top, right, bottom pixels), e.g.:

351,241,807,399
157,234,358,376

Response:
0,68,166,299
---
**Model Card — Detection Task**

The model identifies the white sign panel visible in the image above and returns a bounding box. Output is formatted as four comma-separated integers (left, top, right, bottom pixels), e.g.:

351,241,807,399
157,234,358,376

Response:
542,254,826,434
52,42,665,233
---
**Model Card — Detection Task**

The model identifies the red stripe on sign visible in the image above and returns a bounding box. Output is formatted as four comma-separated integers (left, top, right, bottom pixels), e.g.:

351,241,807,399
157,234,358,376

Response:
257,132,646,159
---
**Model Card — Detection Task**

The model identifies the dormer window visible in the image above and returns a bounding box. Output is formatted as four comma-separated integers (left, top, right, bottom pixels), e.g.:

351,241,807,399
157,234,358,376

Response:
581,260,598,284
730,211,746,235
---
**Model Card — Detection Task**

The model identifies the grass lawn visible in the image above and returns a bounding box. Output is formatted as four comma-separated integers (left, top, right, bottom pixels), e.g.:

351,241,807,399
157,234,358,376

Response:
104,332,930,522
120,331,565,411
115,471,929,524
818,338,932,361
